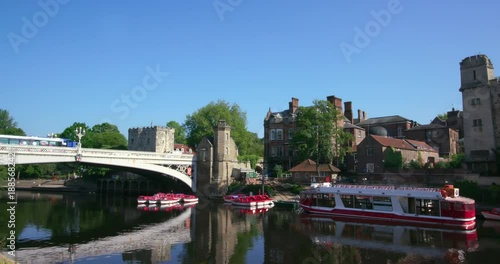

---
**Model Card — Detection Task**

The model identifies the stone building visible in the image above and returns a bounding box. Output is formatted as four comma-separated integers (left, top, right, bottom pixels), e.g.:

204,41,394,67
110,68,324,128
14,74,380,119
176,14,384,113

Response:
403,124,460,158
196,120,247,190
128,126,175,153
263,96,367,175
459,54,500,175
357,135,439,174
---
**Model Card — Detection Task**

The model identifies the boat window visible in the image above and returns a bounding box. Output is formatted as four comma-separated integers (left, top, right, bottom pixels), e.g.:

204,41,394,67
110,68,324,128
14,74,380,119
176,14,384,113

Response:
372,196,393,211
465,203,475,211
441,202,451,211
416,199,440,216
317,193,335,208
354,196,373,209
341,195,354,208
453,203,464,212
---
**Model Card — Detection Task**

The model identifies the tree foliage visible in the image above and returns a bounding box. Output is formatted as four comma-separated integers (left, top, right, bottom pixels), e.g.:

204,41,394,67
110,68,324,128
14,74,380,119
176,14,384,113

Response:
59,122,127,149
437,112,448,120
291,100,351,166
184,100,263,156
167,121,187,144
0,109,25,135
384,147,403,168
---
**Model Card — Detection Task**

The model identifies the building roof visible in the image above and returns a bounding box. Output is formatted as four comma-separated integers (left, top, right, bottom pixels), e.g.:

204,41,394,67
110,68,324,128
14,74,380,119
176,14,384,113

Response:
370,135,437,152
405,123,447,131
356,115,415,126
174,144,194,154
289,159,340,173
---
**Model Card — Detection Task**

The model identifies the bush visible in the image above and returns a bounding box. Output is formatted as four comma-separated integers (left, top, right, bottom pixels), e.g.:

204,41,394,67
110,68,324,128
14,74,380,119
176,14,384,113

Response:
290,184,304,195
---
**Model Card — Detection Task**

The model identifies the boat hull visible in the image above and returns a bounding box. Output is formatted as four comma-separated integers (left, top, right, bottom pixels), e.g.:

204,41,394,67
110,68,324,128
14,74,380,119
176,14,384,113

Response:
482,211,500,221
232,200,274,207
300,205,476,230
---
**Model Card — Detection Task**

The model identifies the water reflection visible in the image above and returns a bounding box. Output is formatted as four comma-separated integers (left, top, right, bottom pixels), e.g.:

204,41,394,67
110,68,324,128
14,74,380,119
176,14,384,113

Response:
1,192,499,264
297,214,479,263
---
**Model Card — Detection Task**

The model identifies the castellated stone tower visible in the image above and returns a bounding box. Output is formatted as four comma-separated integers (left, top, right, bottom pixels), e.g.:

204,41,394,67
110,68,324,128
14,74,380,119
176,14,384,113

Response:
459,54,500,174
213,120,238,182
128,126,175,153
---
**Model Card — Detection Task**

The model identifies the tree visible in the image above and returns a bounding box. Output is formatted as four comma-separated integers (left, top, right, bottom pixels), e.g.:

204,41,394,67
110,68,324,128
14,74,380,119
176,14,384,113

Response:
184,100,263,156
60,122,127,149
291,100,351,176
0,109,25,135
437,112,448,120
167,121,187,144
384,147,403,168
90,123,127,149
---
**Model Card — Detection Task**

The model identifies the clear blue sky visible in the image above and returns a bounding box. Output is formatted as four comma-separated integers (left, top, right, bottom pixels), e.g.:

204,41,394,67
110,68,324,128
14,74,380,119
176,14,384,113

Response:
1,0,499,139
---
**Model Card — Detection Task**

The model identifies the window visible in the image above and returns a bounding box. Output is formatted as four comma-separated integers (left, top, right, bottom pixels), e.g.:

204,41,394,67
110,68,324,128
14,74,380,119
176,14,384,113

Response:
131,139,135,144
202,150,206,161
473,119,482,127
397,126,403,138
473,70,476,80
276,129,283,140
353,153,358,161
366,163,374,173
288,129,293,140
271,146,277,157
357,130,361,138
225,147,229,155
471,98,481,105
277,146,283,156
270,129,276,140
366,148,373,156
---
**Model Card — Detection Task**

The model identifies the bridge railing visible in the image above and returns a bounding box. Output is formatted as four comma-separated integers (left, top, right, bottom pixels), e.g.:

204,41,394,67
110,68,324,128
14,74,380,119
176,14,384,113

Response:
0,145,194,160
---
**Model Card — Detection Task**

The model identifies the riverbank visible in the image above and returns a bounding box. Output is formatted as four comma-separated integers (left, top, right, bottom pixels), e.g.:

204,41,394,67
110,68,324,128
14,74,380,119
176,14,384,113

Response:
1,179,95,193
0,253,16,264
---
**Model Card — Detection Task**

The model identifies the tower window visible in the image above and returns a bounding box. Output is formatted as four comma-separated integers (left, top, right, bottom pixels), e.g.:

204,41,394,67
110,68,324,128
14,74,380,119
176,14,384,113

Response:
473,70,476,80
471,98,481,106
473,119,482,127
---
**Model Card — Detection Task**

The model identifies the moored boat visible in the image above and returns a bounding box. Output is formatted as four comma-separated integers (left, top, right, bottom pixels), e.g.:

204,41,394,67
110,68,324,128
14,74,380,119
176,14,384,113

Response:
224,194,246,203
231,194,274,207
182,194,199,203
299,184,476,230
481,208,500,221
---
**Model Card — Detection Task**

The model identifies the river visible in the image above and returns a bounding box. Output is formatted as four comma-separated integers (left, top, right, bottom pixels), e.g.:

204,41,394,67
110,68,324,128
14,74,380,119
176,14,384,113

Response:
1,191,499,264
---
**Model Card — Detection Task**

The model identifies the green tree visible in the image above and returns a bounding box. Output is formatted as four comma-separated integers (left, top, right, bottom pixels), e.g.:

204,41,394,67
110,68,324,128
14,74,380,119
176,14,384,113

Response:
0,109,25,135
384,147,403,168
59,122,92,147
59,122,127,149
167,121,187,144
291,100,350,174
184,100,262,156
437,112,448,120
90,123,127,149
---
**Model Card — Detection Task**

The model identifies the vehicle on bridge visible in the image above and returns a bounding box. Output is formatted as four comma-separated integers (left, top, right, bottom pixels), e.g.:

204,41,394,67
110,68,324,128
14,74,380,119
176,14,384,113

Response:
0,134,77,147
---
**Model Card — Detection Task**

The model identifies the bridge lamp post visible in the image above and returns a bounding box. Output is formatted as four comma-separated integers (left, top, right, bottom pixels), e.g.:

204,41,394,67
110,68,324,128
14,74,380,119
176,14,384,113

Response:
75,127,86,156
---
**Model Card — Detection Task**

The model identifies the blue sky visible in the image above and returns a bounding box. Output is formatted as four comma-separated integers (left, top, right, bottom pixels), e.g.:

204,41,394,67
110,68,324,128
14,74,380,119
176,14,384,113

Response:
1,0,499,139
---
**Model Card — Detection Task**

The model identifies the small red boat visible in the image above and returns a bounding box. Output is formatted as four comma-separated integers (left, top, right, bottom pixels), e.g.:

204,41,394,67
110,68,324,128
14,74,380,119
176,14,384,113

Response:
224,194,246,203
231,195,274,207
482,208,500,221
182,194,199,203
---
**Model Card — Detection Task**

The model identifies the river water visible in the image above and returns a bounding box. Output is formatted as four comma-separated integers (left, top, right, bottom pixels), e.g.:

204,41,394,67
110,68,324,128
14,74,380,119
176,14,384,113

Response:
1,191,499,264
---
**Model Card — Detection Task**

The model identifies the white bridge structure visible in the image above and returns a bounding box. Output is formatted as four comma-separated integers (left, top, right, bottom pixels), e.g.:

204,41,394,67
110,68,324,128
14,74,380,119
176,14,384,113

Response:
0,145,197,191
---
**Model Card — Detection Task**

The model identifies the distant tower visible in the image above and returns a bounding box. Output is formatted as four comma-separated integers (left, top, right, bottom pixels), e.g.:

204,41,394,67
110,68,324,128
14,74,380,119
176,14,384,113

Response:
213,120,232,183
459,54,499,174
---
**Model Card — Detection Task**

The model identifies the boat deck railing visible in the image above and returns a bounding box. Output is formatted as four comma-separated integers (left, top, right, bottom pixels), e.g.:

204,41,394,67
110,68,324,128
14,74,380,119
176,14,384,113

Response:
332,184,440,192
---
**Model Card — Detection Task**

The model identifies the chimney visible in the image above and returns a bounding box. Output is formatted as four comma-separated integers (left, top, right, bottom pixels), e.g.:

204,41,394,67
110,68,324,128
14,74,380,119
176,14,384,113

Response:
358,109,362,123
326,95,342,111
362,111,367,121
289,97,299,113
344,101,353,124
